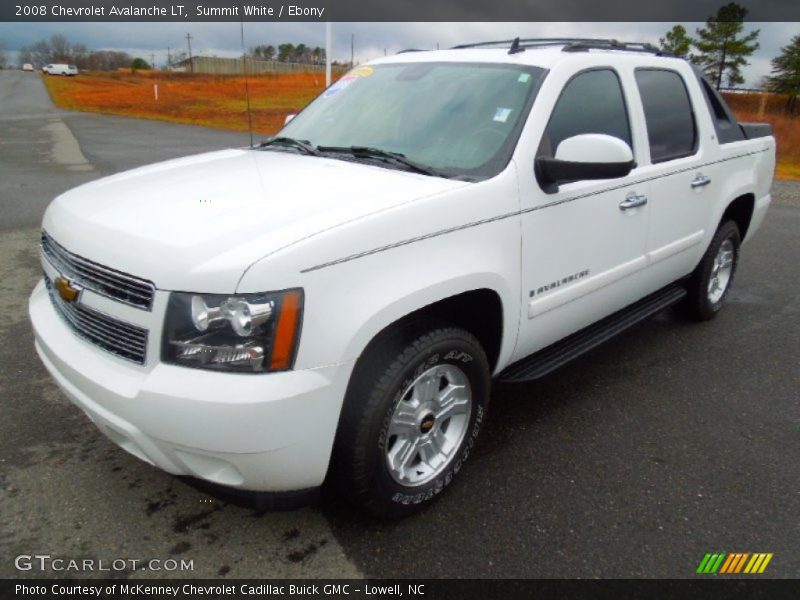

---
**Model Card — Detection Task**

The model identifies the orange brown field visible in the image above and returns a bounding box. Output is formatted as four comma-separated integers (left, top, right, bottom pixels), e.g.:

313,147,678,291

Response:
722,91,800,181
42,73,799,180
42,70,330,135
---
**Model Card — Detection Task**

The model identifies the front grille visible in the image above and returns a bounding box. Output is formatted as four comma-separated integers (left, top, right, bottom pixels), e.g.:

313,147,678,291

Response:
45,275,149,365
41,231,156,310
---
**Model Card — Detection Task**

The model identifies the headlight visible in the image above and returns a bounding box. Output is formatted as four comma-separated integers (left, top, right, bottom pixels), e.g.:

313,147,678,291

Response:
162,289,303,373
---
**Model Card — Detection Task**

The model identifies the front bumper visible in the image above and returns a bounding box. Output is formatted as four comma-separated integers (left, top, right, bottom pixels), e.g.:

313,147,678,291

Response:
29,279,355,492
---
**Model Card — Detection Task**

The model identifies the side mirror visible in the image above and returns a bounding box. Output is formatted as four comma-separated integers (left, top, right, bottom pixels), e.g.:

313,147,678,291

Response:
535,134,634,189
284,114,296,125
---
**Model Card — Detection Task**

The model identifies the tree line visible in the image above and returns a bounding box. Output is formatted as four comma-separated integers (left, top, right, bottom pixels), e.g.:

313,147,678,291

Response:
18,34,134,71
659,3,797,101
13,36,336,70
249,43,328,65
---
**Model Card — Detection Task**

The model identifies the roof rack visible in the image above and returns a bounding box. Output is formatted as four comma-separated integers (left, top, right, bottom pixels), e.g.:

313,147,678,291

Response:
452,37,672,57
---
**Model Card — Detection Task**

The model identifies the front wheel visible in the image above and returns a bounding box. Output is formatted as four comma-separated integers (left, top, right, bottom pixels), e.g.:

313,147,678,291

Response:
678,220,741,320
332,324,490,518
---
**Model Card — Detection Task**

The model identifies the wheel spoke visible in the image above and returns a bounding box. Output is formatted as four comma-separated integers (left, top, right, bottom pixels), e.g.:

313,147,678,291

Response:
387,408,418,438
431,428,450,457
418,438,443,470
435,385,469,421
387,436,419,479
413,371,438,403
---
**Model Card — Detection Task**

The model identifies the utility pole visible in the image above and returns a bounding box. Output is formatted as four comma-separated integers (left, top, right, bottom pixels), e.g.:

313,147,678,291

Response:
150,53,156,69
350,33,354,67
325,21,331,87
167,46,171,68
186,33,194,72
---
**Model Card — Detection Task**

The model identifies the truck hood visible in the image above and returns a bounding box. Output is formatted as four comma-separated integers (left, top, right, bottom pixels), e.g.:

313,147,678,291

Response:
43,149,465,293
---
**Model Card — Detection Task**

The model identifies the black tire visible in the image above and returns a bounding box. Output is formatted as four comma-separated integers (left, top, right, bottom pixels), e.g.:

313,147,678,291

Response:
678,220,741,321
331,322,491,518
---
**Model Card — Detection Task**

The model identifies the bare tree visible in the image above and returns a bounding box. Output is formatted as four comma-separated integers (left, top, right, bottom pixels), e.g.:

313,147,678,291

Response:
19,34,132,70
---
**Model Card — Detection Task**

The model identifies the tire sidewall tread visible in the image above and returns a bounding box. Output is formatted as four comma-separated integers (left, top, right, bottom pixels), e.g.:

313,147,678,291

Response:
332,323,490,518
680,220,741,321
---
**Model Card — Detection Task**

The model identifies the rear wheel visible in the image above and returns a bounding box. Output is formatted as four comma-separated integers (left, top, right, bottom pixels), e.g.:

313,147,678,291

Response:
678,220,741,320
332,323,490,518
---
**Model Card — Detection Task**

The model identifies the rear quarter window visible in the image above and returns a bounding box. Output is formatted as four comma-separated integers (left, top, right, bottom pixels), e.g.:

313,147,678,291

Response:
698,76,745,144
635,69,697,163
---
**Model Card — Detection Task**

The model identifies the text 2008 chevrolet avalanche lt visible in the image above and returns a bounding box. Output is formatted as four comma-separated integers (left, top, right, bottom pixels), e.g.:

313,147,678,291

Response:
30,39,775,517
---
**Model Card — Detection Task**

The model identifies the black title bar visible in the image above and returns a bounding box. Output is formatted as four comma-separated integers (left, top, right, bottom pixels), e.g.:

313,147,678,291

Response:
3,0,800,22
5,579,800,600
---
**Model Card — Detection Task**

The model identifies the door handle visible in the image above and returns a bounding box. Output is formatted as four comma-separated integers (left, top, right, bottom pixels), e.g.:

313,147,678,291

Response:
691,174,712,188
619,192,648,211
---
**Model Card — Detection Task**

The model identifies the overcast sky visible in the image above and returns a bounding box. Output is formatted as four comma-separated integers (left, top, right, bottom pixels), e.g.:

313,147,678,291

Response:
1,21,796,86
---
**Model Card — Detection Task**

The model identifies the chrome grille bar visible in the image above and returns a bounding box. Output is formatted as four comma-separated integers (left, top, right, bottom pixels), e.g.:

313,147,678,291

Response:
44,275,148,365
41,231,156,310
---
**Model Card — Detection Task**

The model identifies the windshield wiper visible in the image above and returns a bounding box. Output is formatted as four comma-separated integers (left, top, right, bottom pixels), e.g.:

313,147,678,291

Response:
257,137,320,156
317,146,442,177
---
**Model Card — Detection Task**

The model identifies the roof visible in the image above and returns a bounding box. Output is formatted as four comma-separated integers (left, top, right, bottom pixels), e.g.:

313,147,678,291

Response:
370,38,682,70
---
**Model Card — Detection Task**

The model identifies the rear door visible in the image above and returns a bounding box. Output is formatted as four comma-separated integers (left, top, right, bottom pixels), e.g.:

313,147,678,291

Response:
632,67,715,285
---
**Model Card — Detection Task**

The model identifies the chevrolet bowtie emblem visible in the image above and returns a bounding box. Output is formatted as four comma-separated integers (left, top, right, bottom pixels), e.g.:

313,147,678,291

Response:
54,277,81,303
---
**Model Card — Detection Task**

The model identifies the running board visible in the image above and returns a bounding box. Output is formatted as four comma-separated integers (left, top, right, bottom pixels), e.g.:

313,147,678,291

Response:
498,285,687,383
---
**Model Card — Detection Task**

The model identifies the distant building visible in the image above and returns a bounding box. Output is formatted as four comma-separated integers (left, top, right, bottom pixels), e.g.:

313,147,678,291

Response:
171,55,336,75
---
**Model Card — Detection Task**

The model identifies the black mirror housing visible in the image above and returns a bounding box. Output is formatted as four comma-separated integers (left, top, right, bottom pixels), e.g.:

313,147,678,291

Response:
536,156,635,190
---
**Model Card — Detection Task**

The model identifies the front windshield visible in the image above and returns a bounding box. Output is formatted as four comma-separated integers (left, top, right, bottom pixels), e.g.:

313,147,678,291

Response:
278,62,545,180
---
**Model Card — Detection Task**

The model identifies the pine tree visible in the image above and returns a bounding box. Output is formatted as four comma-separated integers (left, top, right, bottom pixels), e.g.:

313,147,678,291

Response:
659,25,693,59
694,2,759,90
765,34,800,114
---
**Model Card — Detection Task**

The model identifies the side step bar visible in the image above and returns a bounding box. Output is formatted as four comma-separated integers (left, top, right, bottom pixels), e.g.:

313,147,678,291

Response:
498,285,687,383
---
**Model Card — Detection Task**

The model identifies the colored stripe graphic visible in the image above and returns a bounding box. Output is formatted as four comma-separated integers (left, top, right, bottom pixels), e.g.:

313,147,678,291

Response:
702,552,774,575
744,554,760,573
710,553,726,573
697,553,727,573
759,554,774,573
734,553,750,573
719,554,736,573
697,554,712,573
720,553,738,573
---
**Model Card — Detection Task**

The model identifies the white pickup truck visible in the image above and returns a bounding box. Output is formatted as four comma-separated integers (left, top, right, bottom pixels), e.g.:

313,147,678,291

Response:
30,39,774,517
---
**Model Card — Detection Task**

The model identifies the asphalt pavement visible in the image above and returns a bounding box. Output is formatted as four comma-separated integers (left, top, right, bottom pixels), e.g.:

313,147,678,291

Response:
1,70,798,579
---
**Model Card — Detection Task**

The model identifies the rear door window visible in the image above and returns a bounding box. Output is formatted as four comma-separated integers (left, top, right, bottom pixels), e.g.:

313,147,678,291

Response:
635,69,697,163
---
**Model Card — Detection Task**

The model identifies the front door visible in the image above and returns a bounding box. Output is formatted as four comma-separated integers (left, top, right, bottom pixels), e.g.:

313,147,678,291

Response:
514,67,652,361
